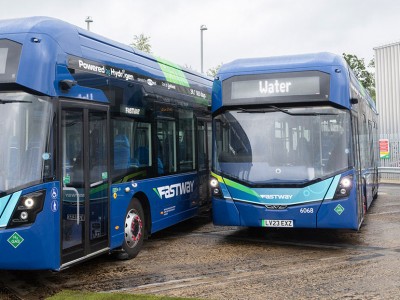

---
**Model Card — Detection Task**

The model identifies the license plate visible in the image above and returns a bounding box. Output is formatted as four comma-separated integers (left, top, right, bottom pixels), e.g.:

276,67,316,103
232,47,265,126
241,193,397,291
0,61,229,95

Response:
262,219,293,228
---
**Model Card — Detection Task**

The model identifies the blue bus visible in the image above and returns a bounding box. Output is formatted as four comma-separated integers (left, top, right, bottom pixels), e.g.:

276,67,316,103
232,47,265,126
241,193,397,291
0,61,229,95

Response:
0,17,212,270
211,53,378,231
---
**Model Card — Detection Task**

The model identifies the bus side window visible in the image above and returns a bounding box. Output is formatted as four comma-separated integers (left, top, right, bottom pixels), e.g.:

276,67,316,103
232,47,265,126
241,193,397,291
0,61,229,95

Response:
114,134,130,170
157,120,176,174
133,123,152,168
178,110,195,171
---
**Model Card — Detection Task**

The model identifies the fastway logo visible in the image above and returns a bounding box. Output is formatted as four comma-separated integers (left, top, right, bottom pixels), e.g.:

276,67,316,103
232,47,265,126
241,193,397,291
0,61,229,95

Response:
154,181,194,199
260,194,293,200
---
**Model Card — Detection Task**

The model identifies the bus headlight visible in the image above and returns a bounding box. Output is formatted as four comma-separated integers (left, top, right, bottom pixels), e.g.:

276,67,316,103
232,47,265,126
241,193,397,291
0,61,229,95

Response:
210,178,219,188
20,211,29,220
24,198,35,209
7,190,46,228
334,175,353,199
210,177,223,198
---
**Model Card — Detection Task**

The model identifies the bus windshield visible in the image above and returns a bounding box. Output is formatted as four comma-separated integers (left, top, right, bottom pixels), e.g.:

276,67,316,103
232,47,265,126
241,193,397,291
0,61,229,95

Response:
0,92,53,193
214,106,352,185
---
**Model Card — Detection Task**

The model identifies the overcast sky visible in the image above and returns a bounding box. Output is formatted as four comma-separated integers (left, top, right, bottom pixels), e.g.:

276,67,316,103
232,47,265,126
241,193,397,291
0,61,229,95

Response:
1,0,399,73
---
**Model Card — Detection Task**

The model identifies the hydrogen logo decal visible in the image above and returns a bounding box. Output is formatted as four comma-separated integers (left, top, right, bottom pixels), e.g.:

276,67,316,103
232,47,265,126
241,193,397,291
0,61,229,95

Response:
51,187,58,199
7,232,24,249
154,180,194,199
51,200,58,212
334,204,345,215
69,56,211,101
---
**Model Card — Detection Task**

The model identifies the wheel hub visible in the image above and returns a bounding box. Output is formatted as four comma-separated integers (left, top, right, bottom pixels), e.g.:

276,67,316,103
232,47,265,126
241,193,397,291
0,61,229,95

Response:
124,209,143,248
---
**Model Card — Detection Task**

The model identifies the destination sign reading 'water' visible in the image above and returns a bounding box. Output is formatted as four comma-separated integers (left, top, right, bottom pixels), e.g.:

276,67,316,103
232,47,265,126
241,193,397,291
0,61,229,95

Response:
231,76,320,99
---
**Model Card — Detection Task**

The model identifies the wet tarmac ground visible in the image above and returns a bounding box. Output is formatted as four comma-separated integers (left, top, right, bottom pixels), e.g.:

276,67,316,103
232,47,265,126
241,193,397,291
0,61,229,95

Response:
1,183,400,299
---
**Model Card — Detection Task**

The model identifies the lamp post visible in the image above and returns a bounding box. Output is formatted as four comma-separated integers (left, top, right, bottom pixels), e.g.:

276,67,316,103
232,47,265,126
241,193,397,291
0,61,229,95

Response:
200,25,207,73
85,16,93,31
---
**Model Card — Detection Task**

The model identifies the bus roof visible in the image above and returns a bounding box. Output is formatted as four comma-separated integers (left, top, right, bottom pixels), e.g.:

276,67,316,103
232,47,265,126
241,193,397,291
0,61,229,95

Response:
0,16,212,100
218,52,347,77
214,52,377,113
0,16,209,79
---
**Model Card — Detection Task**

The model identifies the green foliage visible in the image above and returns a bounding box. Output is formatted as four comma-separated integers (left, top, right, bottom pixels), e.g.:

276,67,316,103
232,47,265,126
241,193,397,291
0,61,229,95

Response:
47,290,201,300
342,53,376,101
183,64,194,70
206,63,223,77
131,34,152,53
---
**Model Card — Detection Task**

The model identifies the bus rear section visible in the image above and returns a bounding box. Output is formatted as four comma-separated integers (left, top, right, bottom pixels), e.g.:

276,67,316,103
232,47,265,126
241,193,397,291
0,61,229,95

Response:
210,53,378,230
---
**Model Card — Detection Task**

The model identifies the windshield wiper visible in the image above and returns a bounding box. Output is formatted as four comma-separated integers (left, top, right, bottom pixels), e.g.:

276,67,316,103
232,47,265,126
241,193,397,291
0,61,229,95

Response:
237,107,276,114
0,99,32,105
269,105,338,116
237,106,338,116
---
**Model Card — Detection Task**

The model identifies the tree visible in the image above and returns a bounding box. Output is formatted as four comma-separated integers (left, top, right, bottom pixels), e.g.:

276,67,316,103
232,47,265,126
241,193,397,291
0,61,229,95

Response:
183,64,194,70
207,63,223,77
342,53,375,101
131,34,152,53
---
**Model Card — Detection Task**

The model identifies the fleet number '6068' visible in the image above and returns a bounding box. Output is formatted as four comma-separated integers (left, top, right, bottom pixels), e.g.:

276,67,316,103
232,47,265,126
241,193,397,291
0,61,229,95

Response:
300,208,314,213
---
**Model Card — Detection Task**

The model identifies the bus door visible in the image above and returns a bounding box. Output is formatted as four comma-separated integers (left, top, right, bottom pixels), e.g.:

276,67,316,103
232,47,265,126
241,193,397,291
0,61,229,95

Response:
197,119,212,207
60,103,110,265
352,113,364,225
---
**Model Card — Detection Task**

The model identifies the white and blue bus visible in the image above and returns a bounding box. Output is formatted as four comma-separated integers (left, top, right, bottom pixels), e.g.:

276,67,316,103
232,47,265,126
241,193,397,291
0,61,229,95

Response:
210,53,378,230
0,17,212,270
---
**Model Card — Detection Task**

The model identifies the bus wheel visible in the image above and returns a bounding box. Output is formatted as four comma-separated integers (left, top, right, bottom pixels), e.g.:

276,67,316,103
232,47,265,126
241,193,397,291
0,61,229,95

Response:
120,198,145,259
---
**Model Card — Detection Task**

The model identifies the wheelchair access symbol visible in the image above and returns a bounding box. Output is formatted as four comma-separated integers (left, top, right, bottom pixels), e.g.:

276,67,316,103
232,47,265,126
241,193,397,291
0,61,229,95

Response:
51,187,58,199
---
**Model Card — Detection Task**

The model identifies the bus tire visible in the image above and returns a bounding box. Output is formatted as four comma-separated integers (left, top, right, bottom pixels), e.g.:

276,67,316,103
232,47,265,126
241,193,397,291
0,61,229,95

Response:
119,198,145,260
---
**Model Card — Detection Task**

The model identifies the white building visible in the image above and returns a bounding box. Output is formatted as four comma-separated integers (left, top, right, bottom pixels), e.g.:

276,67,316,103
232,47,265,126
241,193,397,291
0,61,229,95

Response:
374,42,400,136
374,42,400,169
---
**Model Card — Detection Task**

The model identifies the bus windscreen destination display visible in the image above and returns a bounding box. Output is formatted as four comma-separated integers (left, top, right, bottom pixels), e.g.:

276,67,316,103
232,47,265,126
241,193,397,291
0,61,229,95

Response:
223,71,330,104
232,76,320,99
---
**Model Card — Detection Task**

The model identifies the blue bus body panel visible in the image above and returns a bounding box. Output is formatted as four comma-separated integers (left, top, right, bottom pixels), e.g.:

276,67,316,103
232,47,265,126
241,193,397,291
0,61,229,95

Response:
0,182,60,270
222,178,334,206
212,170,359,230
110,173,199,250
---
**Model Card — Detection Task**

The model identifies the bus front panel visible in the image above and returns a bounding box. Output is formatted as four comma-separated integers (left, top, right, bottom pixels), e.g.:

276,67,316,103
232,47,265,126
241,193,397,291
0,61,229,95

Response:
212,170,359,230
0,182,60,270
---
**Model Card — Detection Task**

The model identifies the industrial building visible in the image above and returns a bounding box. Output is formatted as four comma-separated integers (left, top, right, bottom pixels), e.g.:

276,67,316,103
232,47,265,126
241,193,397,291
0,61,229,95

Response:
374,42,400,172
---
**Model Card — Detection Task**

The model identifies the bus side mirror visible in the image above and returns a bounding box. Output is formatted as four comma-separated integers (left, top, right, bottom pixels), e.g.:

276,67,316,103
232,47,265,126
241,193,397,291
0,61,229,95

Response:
59,80,77,91
350,98,358,104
